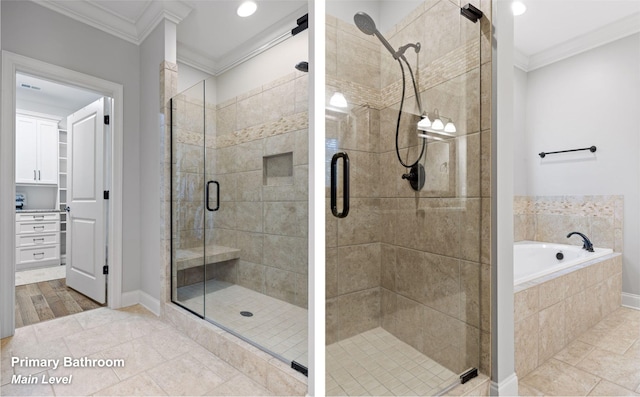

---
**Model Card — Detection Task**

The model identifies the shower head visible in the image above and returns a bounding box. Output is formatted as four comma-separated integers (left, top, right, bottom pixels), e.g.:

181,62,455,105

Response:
295,61,308,72
353,12,409,60
354,12,377,36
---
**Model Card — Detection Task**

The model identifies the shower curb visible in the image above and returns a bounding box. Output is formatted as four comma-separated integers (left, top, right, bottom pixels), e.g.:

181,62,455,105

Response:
162,303,307,396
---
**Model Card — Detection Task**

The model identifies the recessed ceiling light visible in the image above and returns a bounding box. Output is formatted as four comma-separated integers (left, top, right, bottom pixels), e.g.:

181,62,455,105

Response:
512,1,527,16
237,1,257,17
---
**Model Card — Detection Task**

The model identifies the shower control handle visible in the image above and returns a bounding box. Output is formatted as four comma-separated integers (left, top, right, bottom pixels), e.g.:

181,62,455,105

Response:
206,181,220,212
330,152,350,218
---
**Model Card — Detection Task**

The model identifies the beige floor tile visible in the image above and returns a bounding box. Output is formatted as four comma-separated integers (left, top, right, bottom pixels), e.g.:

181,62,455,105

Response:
11,337,72,376
522,358,601,396
1,326,38,358
206,373,274,396
63,324,123,357
48,355,121,396
93,372,167,396
33,315,83,343
0,379,54,396
146,353,226,396
591,331,636,355
587,379,639,396
142,327,201,360
73,307,131,330
554,340,595,366
576,348,640,391
189,347,241,381
518,381,545,396
102,338,166,381
627,340,640,358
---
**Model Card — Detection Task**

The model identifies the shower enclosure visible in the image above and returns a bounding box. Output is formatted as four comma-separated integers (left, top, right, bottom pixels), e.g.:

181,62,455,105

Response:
326,1,487,395
170,34,309,371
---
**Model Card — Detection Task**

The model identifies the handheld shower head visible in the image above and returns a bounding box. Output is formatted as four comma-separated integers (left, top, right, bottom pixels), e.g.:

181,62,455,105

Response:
354,12,377,36
353,12,399,59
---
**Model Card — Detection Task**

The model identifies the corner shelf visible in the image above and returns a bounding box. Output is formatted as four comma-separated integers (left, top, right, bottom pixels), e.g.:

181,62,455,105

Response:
58,129,67,263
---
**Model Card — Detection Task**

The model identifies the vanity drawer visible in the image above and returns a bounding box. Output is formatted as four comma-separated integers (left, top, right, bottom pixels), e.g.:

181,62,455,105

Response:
16,245,60,264
16,221,58,234
16,212,60,222
16,233,59,248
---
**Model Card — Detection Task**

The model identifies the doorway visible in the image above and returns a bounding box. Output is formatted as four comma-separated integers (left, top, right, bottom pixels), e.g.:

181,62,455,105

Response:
1,51,124,338
14,73,109,327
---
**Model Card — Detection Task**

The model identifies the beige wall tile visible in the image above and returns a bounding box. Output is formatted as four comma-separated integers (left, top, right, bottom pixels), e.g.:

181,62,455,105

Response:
515,314,539,378
538,276,565,310
538,301,566,363
263,235,307,274
514,286,539,323
337,288,381,340
265,267,296,304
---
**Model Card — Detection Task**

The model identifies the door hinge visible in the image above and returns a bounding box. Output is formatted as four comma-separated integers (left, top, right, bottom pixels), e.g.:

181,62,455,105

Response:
103,265,109,275
103,190,109,200
104,115,110,125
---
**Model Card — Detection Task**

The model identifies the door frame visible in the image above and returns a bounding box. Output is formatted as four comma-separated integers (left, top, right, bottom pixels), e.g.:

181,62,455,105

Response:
1,51,124,338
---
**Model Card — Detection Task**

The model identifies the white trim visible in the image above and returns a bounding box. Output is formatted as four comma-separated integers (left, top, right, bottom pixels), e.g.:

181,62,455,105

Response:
490,373,519,396
34,0,192,45
622,292,640,310
1,51,124,338
517,12,640,72
122,290,161,316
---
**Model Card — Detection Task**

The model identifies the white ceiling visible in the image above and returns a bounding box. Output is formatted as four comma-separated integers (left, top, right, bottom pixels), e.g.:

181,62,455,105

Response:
35,0,307,76
514,0,640,71
32,1,640,74
16,73,102,118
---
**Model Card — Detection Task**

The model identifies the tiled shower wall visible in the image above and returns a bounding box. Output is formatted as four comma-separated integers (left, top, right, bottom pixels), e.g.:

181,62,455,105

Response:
171,71,309,308
326,0,493,376
514,195,623,252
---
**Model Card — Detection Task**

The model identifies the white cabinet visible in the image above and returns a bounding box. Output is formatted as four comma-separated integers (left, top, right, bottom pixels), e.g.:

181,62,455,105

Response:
15,212,60,271
15,114,59,185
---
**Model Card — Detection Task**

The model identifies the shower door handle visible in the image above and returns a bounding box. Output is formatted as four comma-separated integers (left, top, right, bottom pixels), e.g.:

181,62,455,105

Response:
330,152,350,218
206,181,220,211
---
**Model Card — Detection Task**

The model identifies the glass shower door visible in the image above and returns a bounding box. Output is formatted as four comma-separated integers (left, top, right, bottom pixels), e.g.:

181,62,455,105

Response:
326,0,485,395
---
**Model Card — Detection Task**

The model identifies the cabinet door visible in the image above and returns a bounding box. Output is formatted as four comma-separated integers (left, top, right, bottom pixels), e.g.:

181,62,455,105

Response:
37,120,59,184
15,115,38,184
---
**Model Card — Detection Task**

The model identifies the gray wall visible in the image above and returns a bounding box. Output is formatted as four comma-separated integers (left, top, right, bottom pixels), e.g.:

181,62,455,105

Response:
513,34,640,297
1,0,142,293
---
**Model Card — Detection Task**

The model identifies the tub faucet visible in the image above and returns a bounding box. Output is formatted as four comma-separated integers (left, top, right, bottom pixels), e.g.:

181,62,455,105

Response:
567,232,594,252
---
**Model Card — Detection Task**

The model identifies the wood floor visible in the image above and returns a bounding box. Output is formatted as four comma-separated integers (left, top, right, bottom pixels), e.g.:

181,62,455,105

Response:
15,278,103,328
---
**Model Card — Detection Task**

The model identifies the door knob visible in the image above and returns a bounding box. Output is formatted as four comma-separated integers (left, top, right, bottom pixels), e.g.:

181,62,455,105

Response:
65,206,71,212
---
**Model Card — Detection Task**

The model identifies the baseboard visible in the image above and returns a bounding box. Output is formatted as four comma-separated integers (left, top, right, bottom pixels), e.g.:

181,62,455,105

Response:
622,292,640,310
490,373,518,396
120,290,161,316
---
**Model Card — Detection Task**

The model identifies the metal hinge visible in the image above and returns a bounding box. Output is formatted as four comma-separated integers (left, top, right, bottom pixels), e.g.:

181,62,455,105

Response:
291,361,308,377
103,265,109,275
460,368,478,384
104,190,109,200
104,115,110,125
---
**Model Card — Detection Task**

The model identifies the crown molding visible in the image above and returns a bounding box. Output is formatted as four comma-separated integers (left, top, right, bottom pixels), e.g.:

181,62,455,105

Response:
513,48,529,72
523,12,640,72
176,45,219,76
33,0,192,45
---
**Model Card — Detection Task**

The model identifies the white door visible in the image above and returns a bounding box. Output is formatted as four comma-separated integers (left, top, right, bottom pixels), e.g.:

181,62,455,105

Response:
66,98,106,304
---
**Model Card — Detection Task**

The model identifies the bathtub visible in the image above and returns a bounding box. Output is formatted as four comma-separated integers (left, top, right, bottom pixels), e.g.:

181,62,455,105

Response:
514,240,613,286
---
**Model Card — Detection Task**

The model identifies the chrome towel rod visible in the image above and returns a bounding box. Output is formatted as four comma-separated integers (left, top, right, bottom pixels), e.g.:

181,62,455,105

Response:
539,145,596,158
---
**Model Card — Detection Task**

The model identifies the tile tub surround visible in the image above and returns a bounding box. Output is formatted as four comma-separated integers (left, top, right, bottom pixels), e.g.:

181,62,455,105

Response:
1,305,278,396
171,70,309,308
518,306,640,396
514,253,622,378
326,0,493,378
514,195,624,253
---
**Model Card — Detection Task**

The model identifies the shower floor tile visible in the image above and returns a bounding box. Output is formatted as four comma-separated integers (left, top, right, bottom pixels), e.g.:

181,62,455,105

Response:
177,280,308,366
326,327,458,396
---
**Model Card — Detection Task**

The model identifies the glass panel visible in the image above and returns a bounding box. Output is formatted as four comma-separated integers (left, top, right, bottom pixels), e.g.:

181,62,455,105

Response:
202,62,309,367
171,81,206,317
326,1,482,395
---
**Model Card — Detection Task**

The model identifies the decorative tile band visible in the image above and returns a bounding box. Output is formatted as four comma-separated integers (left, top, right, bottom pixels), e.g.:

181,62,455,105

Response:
514,195,622,218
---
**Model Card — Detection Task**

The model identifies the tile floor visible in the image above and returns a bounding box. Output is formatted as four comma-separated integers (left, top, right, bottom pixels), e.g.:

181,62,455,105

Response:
326,327,458,396
1,305,274,396
519,306,640,396
178,279,308,366
15,265,66,286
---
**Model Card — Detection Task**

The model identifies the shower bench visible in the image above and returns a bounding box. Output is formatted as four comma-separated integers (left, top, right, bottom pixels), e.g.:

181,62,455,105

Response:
175,245,241,270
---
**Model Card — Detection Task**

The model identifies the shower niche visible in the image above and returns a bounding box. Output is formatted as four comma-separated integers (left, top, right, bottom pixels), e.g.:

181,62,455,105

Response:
326,0,487,395
170,39,309,371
